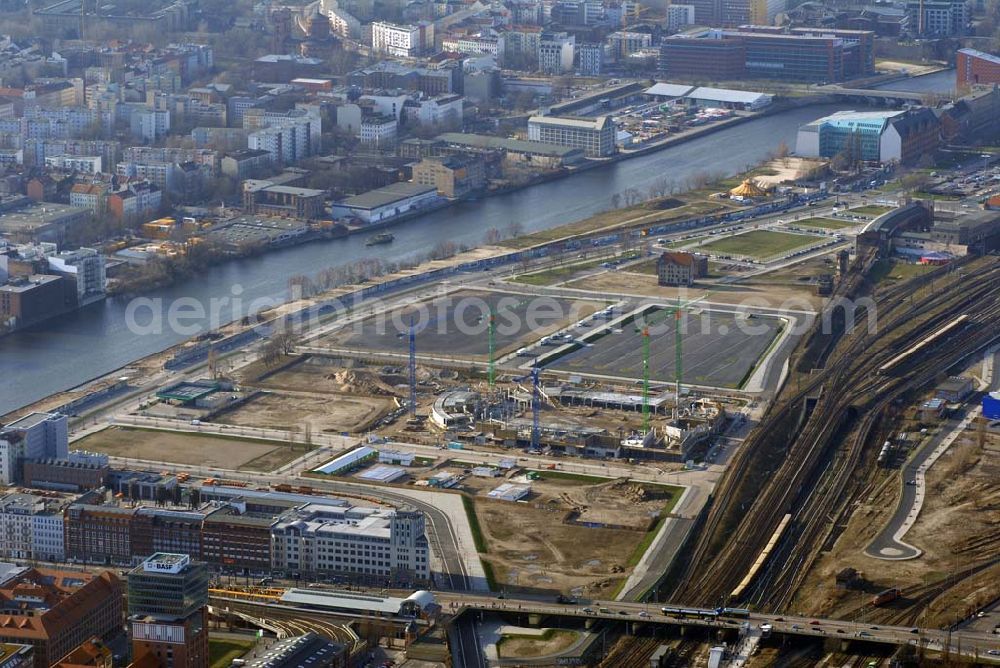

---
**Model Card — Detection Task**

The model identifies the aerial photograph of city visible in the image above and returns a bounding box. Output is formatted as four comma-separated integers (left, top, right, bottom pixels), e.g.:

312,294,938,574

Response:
0,0,999,662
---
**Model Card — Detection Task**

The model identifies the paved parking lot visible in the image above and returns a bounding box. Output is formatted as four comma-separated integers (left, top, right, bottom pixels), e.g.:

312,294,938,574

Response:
546,308,782,389
324,289,603,358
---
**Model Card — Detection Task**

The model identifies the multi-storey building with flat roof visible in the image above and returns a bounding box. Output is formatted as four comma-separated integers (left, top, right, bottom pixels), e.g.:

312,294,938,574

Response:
0,412,68,485
128,554,210,668
371,21,423,57
0,492,68,561
527,115,615,157
957,48,1000,87
538,31,575,73
271,504,430,583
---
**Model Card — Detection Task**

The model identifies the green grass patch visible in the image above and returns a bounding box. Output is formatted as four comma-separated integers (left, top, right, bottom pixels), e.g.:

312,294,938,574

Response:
793,217,857,230
850,205,895,217
462,495,488,553
512,252,641,286
870,259,936,284
697,230,820,259
481,558,498,591
526,469,611,484
625,516,665,569
208,638,255,668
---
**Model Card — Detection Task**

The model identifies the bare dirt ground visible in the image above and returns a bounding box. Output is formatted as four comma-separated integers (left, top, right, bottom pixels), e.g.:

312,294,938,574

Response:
498,631,580,659
472,476,679,597
217,390,393,434
753,157,828,189
563,271,823,310
74,426,313,471
250,358,408,398
790,423,1000,623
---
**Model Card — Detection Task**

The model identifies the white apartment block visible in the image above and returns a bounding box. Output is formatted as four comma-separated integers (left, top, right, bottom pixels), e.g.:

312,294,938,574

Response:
359,115,398,148
247,119,314,165
528,114,616,157
271,503,430,581
372,21,422,58
47,247,107,305
538,32,575,73
0,493,68,561
44,154,102,174
607,31,652,59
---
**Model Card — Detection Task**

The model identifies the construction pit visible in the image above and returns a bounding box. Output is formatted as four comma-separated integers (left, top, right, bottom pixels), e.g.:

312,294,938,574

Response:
316,288,607,360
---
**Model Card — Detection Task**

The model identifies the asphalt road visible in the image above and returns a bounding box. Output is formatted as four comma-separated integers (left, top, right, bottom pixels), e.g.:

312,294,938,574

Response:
865,406,978,561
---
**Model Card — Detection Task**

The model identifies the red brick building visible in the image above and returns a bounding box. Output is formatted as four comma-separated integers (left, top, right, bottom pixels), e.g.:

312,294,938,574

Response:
957,48,1000,87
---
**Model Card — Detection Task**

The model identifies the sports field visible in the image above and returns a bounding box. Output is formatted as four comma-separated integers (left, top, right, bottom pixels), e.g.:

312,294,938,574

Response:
546,308,782,388
324,289,603,358
697,230,821,259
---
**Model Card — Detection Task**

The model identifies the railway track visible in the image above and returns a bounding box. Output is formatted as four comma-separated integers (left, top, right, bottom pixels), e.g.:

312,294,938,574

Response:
668,255,1000,610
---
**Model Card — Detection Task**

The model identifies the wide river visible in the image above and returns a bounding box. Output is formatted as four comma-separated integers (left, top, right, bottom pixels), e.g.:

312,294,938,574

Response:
0,103,850,414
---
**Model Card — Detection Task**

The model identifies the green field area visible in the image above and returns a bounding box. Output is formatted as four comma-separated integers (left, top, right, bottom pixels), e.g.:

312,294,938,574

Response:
697,230,820,259
512,253,639,286
795,218,857,230
850,205,895,216
209,638,255,668
870,259,937,283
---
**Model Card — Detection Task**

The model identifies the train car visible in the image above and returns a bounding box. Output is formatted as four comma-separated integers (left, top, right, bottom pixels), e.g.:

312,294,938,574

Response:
720,607,751,619
872,588,901,606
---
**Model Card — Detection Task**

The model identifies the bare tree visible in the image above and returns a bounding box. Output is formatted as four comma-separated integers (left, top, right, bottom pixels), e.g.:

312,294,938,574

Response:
483,227,503,244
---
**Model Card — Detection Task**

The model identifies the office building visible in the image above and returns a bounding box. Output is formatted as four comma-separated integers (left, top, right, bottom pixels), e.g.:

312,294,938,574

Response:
201,504,277,574
128,554,210,668
659,34,747,79
957,48,1000,87
666,4,696,30
527,115,615,157
796,108,939,164
271,504,430,583
63,503,136,565
0,413,68,485
0,566,123,668
906,0,968,35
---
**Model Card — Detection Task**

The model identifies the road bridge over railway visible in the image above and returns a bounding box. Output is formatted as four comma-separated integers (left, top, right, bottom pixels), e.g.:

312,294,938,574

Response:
203,586,1000,663
440,594,1000,662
